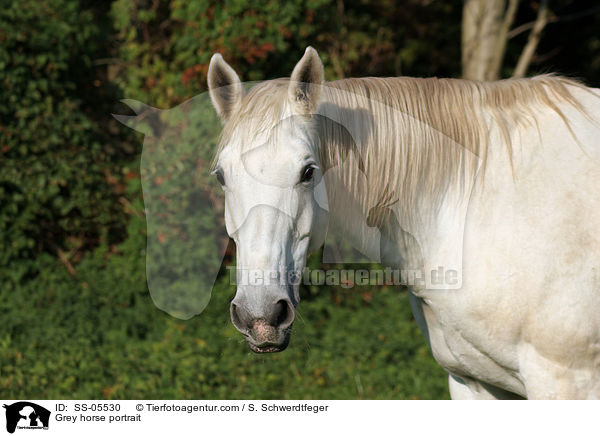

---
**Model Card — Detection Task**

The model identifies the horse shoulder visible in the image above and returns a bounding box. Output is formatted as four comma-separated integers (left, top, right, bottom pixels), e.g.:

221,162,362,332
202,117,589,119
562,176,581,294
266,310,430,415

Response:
421,88,600,397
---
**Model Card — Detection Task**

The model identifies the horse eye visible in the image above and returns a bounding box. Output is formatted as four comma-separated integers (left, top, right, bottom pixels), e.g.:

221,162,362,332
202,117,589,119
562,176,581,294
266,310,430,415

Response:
212,169,225,186
300,165,316,183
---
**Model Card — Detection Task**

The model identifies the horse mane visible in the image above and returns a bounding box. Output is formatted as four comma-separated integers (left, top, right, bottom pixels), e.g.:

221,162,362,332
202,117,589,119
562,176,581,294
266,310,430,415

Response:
214,74,587,233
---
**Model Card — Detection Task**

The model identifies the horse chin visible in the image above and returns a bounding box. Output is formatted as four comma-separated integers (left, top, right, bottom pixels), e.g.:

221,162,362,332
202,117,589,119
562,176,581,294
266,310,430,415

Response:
246,333,291,354
248,343,286,353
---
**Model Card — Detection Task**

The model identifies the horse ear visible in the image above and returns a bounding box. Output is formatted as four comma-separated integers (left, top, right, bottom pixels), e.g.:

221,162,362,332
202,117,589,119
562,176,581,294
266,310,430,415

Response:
207,53,244,123
288,46,324,115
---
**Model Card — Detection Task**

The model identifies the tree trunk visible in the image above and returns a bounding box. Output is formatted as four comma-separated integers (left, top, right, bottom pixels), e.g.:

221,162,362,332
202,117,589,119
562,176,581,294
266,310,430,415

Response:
461,0,518,81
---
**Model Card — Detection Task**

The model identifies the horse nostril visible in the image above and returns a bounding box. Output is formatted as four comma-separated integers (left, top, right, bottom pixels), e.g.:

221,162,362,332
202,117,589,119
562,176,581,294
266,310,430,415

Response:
274,299,295,329
231,297,295,335
230,302,247,332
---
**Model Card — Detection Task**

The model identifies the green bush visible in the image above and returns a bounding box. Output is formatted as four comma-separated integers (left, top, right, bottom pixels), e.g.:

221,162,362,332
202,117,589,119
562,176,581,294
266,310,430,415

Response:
118,96,228,319
110,0,334,107
0,0,477,400
0,0,132,278
4,0,600,402
0,201,449,399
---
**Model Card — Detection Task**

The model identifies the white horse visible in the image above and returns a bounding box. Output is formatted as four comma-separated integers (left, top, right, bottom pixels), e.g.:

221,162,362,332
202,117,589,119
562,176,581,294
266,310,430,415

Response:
208,47,600,399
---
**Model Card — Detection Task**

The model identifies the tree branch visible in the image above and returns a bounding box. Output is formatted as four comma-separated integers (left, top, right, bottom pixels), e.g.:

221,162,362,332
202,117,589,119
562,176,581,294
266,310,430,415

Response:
513,0,549,78
489,0,519,80
507,5,600,39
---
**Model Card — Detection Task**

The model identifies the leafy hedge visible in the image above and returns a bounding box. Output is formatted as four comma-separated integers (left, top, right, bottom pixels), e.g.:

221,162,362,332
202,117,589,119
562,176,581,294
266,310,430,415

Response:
0,201,449,399
0,0,133,279
12,0,600,400
110,0,334,107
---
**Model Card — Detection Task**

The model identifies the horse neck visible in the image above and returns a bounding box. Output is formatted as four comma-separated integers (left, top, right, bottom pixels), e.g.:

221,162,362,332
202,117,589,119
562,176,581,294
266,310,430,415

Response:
326,168,468,247
321,133,478,293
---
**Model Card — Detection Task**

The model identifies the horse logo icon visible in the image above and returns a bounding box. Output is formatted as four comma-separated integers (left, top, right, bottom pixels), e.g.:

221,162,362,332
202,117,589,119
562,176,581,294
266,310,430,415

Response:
3,402,50,433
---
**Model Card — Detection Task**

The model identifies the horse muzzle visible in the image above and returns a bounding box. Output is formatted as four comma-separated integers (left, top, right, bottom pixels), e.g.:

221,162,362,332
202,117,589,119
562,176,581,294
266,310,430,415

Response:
230,290,296,353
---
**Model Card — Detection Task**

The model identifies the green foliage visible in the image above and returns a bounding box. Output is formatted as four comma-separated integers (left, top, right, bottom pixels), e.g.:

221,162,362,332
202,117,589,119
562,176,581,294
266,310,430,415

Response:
129,96,227,319
0,0,133,275
0,208,449,399
107,0,467,109
110,0,333,107
4,0,600,401
313,0,463,79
